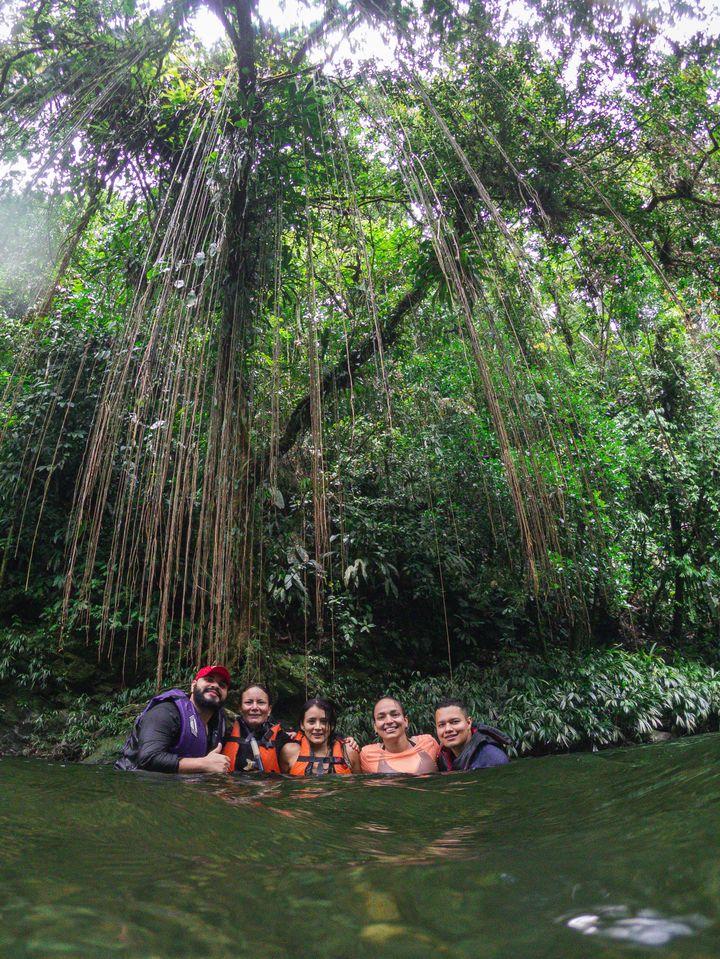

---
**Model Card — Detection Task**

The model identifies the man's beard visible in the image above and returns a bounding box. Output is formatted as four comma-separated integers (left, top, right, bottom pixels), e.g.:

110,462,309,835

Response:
192,688,219,711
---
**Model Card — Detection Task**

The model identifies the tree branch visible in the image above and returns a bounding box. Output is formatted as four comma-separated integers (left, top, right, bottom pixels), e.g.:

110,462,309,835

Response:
290,3,342,68
277,278,430,458
0,45,49,102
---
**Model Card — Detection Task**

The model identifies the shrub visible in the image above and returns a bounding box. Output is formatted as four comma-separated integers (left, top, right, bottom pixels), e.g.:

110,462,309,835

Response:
334,646,720,756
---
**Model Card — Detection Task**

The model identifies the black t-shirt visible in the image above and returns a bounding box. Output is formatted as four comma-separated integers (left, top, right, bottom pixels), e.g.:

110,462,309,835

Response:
115,701,225,773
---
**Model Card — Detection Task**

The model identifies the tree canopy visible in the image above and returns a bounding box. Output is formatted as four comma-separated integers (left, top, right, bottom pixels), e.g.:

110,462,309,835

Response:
1,0,719,690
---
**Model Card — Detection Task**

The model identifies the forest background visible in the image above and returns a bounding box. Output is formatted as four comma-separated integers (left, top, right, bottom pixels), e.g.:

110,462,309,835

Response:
1,0,720,761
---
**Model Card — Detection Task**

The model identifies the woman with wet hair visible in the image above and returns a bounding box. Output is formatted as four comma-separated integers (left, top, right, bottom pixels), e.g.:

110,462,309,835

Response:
359,696,440,774
222,683,294,773
280,697,361,775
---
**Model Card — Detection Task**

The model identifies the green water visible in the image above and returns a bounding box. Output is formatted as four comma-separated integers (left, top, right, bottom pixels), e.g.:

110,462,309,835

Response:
2,735,720,958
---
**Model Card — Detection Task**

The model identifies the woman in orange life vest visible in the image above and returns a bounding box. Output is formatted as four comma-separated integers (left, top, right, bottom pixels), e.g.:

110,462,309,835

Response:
280,698,361,776
360,696,440,774
222,683,293,774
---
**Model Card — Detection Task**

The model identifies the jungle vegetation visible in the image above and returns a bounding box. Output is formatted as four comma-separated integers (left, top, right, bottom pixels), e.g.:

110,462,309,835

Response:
1,0,719,742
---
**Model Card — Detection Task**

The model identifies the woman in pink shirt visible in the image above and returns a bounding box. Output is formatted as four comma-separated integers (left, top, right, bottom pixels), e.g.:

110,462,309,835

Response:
360,696,440,774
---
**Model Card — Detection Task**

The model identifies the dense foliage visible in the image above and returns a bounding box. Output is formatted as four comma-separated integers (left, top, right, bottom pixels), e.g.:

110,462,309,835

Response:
6,643,719,761
1,0,719,737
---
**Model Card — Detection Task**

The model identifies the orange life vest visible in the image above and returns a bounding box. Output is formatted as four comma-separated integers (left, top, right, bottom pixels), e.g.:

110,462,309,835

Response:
289,735,351,776
223,719,283,773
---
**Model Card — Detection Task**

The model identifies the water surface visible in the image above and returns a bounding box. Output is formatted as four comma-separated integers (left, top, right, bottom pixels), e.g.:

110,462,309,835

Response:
2,734,719,957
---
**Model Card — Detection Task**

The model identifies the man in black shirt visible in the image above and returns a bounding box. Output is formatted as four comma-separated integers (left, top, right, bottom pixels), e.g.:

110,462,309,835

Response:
115,665,232,774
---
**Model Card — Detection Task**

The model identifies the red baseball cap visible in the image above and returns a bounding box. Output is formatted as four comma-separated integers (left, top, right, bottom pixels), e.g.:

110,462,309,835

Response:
194,664,232,687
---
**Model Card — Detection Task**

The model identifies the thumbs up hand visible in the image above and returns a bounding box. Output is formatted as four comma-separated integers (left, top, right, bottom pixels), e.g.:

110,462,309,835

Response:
203,742,231,774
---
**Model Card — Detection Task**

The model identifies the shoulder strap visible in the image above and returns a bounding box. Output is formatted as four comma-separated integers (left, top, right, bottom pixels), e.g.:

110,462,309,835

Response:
249,735,265,772
294,736,349,775
223,719,265,772
255,722,281,749
474,724,513,750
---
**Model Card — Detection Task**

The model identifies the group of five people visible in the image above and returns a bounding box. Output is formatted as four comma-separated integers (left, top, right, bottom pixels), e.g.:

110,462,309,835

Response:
116,664,510,776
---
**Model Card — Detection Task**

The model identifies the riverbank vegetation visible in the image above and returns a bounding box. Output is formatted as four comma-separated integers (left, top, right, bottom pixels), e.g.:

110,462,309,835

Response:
3,639,719,760
1,0,719,757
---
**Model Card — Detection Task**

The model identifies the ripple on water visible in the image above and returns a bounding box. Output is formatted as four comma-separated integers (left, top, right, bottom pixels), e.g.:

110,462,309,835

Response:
564,907,713,946
3,736,720,958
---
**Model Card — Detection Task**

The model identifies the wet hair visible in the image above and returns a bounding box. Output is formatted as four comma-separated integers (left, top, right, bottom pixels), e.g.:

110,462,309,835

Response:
299,697,337,736
434,697,469,716
373,695,405,718
239,682,273,703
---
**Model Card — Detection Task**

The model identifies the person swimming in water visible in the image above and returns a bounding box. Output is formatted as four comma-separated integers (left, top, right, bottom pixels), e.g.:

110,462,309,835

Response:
280,697,361,775
222,683,294,773
115,665,232,774
359,696,440,774
434,697,511,771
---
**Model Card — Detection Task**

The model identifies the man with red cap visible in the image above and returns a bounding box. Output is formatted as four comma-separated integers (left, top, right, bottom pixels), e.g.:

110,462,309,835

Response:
115,665,232,774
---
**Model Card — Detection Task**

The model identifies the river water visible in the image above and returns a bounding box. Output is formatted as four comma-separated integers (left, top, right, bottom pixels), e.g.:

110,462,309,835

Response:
1,734,719,958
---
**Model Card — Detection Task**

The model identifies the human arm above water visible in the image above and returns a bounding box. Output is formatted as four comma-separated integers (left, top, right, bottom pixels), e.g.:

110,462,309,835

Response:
135,702,229,774
342,742,361,773
133,701,183,772
178,744,230,774
279,740,302,774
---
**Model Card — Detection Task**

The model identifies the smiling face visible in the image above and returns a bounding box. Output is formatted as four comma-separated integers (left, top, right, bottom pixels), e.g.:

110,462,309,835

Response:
240,686,271,728
435,705,473,754
191,673,229,711
373,698,410,748
301,704,332,749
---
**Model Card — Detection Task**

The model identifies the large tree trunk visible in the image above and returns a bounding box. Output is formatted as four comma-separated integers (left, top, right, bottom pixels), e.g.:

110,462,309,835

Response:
197,0,264,659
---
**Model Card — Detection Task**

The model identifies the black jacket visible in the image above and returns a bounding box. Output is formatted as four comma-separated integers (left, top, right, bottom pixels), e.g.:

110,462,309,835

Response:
438,724,511,772
115,701,225,773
